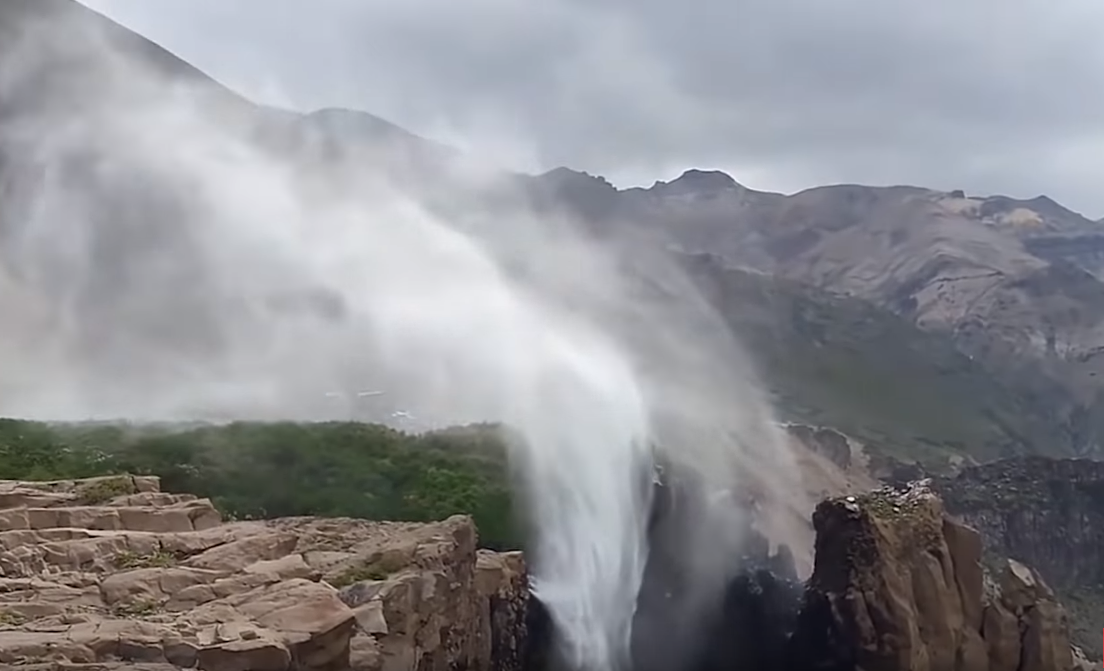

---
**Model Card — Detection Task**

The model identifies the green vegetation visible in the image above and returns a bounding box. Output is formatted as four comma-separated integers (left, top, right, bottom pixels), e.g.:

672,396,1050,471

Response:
115,549,178,570
76,476,137,504
331,554,408,587
111,600,159,618
0,419,521,550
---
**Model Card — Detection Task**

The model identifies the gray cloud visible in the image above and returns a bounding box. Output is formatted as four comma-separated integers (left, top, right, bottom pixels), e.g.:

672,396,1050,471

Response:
79,0,1104,216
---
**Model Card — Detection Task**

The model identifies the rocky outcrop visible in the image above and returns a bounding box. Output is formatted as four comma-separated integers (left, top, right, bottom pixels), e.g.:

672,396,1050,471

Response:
0,475,528,670
788,481,1080,671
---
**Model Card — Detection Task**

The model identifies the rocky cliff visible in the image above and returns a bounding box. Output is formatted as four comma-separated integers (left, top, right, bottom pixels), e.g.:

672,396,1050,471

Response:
628,476,1089,671
0,475,528,670
0,472,1087,671
788,481,1086,671
936,457,1104,660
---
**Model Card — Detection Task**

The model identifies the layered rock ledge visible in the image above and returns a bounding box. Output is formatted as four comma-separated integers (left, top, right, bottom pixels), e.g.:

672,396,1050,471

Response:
0,475,527,671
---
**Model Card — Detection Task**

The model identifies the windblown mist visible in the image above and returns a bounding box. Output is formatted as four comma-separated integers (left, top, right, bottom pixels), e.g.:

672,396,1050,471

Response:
0,3,809,670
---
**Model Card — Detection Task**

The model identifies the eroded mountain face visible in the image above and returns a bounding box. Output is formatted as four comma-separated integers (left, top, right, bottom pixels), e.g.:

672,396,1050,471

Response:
532,168,1104,456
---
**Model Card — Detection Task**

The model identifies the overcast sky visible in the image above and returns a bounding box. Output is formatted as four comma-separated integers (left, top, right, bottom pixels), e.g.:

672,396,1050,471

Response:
78,0,1104,217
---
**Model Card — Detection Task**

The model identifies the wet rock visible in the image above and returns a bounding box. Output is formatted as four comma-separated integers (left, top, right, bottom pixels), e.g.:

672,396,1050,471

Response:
631,460,804,671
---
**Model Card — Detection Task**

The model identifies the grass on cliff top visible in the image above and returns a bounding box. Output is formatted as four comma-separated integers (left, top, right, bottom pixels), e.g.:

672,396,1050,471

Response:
0,419,521,550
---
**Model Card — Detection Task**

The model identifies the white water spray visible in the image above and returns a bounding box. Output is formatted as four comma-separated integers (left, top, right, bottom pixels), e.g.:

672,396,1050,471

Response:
0,7,662,670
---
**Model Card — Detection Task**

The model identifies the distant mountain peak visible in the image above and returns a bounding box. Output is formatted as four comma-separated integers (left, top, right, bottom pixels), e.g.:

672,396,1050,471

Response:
538,167,616,190
1027,194,1060,207
660,169,742,194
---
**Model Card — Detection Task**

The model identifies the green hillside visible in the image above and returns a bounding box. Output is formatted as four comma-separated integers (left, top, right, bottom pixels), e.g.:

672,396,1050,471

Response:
0,419,521,549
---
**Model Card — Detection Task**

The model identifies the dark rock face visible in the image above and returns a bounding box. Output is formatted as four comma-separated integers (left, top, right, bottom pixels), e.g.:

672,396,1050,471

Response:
936,457,1104,660
476,550,531,671
936,457,1104,588
689,567,802,671
523,596,558,671
630,464,803,671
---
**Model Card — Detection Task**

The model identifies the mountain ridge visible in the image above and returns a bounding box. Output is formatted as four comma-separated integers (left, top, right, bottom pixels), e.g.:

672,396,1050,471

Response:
529,165,1104,456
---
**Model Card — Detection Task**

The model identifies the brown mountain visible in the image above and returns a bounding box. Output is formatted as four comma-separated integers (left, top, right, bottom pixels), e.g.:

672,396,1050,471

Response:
528,168,1104,456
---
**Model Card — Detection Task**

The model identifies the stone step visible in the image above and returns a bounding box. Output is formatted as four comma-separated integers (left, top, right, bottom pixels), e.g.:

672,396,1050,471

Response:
0,500,221,534
0,477,161,511
0,578,356,670
0,577,104,618
0,523,285,578
0,479,528,671
0,530,170,578
105,493,197,508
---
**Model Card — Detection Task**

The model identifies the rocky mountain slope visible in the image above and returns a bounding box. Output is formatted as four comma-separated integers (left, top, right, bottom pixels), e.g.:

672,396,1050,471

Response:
0,474,528,670
676,255,1070,464
535,168,1104,457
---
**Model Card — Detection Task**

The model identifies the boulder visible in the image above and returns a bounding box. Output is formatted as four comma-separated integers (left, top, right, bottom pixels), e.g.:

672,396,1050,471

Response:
0,475,528,671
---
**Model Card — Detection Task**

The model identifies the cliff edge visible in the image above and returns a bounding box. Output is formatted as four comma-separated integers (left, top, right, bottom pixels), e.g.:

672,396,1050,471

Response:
0,475,528,671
